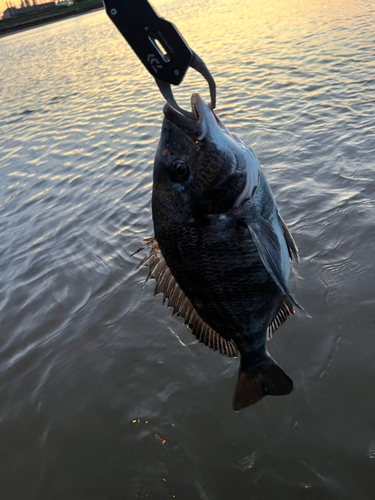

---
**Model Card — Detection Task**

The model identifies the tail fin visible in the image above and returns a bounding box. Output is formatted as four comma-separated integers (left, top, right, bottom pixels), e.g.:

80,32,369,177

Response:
233,356,293,411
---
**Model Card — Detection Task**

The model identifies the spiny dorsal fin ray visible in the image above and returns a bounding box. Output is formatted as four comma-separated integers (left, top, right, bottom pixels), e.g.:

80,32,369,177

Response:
278,213,299,264
267,297,295,340
136,237,238,358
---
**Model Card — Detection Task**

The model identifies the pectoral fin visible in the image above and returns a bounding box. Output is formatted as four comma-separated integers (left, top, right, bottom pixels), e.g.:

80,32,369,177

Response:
244,218,304,312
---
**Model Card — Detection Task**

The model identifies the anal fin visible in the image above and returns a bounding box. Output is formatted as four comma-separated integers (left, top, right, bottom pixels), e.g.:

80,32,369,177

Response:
267,297,295,340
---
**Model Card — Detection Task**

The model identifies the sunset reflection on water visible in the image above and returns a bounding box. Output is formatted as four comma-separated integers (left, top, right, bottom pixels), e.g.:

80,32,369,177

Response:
0,0,375,498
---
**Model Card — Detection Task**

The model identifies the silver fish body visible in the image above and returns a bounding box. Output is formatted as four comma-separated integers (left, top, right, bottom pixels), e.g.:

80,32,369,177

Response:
144,94,301,409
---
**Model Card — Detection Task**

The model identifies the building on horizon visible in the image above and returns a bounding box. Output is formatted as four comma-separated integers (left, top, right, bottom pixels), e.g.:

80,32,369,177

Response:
1,0,71,20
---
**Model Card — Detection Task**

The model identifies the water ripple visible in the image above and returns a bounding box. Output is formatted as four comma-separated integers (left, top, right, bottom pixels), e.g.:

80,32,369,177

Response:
0,0,375,498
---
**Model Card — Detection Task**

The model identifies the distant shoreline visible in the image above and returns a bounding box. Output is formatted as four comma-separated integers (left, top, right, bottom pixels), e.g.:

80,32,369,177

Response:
0,4,104,38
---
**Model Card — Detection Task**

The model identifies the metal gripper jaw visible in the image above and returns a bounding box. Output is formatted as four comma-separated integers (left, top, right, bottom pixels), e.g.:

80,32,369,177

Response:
102,0,216,118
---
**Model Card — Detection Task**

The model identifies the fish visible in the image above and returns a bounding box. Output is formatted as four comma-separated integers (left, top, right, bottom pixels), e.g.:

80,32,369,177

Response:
136,93,303,410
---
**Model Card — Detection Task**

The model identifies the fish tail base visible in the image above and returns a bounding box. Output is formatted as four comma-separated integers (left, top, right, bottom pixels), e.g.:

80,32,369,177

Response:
233,356,293,411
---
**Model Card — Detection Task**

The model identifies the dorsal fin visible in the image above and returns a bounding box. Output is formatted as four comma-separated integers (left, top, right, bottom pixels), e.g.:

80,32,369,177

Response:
266,297,295,340
135,238,238,358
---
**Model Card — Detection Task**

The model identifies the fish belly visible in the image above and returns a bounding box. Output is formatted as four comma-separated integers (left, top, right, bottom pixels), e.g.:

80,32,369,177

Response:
154,211,284,350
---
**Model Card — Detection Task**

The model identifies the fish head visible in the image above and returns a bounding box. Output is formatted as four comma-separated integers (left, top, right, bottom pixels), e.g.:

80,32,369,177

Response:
153,93,260,223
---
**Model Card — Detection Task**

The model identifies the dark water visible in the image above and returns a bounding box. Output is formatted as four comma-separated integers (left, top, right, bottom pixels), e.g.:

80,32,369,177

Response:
1,0,375,498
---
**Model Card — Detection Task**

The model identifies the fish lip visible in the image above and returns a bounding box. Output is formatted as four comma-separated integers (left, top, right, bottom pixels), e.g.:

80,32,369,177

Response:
163,103,200,139
163,93,215,140
190,92,213,121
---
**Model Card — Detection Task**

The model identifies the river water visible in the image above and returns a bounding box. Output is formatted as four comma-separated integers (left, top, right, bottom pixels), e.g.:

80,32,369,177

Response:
0,0,375,498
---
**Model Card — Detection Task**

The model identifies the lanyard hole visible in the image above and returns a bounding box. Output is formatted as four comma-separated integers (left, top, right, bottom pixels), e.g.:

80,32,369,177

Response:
149,34,171,63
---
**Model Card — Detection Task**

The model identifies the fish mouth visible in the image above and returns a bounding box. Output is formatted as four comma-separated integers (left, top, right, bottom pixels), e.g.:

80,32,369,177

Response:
163,93,219,141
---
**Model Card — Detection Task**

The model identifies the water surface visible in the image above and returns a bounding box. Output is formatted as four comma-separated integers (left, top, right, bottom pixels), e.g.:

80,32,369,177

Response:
1,0,375,498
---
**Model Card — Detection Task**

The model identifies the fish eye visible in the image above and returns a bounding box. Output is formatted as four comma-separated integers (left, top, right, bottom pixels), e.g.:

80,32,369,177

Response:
170,160,190,182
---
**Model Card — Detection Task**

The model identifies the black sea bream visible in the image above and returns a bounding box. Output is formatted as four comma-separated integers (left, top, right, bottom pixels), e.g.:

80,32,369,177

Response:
138,94,303,410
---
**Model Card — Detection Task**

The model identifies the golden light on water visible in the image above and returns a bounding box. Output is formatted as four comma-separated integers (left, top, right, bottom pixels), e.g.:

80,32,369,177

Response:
1,0,354,48
1,0,360,130
154,433,168,446
1,0,374,495
148,0,355,113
